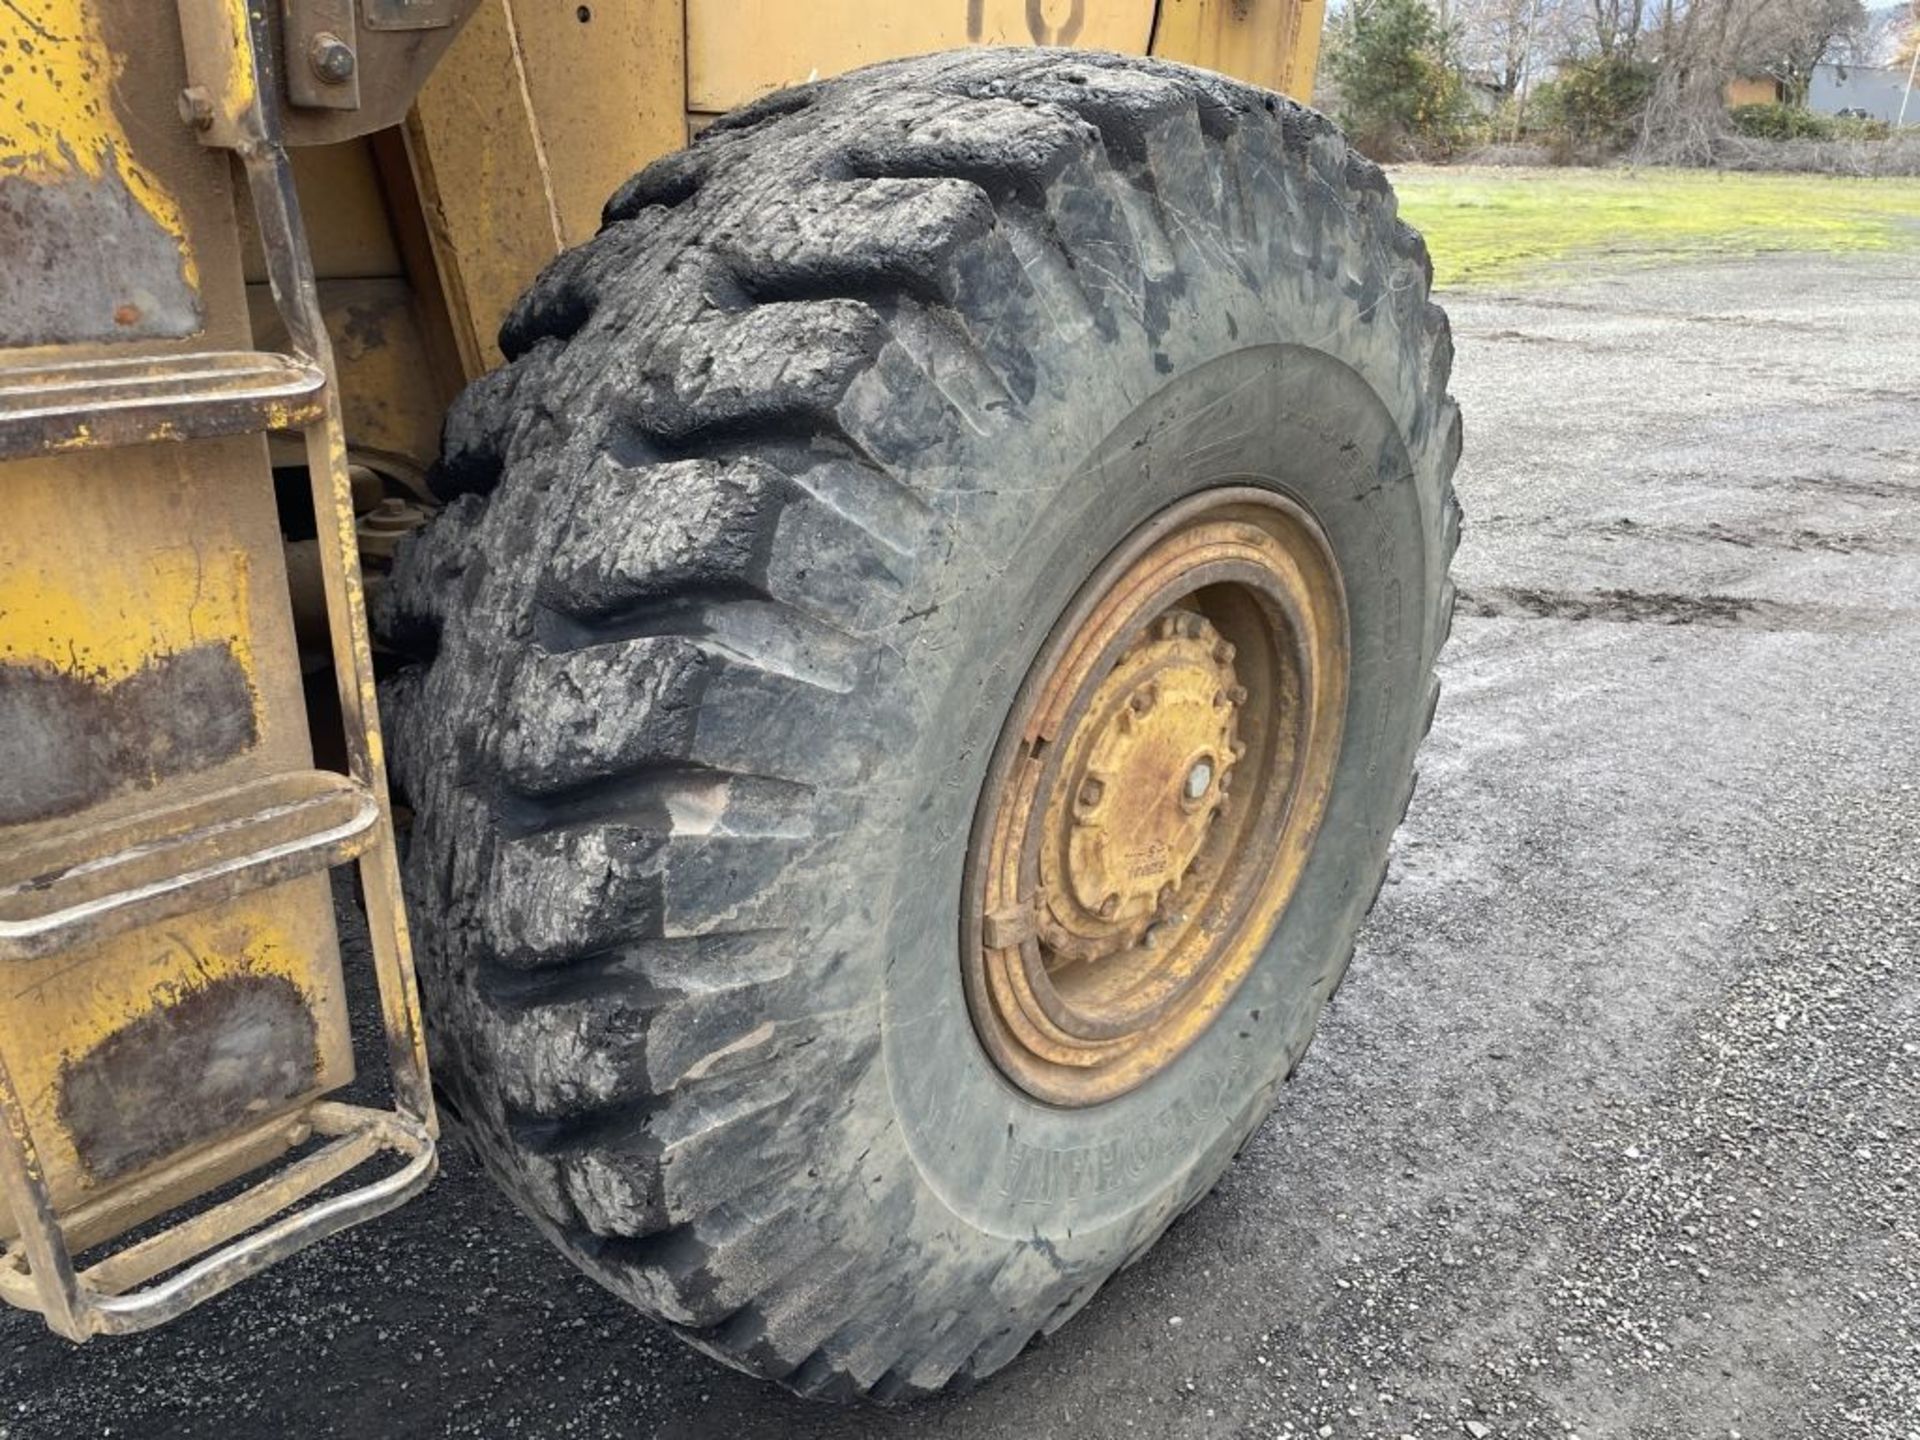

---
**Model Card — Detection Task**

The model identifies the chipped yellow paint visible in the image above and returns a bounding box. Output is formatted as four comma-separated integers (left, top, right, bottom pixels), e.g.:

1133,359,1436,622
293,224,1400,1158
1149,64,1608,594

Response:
0,0,198,290
215,0,260,132
0,542,257,693
0,883,352,1220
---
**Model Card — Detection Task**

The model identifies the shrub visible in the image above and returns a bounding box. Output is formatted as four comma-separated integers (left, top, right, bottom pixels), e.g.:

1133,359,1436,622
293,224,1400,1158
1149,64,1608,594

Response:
1729,103,1835,141
1325,0,1471,158
1533,55,1657,149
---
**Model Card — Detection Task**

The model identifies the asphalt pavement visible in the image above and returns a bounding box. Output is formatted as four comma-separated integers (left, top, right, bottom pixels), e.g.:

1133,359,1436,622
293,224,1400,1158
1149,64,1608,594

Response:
5,248,1916,1440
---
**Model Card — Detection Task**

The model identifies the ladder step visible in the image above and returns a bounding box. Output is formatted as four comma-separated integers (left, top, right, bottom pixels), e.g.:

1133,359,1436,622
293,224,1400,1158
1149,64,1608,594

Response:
0,351,326,461
0,772,379,963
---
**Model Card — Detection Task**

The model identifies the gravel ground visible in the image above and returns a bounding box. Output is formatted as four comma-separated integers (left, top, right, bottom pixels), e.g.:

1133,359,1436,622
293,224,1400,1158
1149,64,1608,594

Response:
5,250,1917,1440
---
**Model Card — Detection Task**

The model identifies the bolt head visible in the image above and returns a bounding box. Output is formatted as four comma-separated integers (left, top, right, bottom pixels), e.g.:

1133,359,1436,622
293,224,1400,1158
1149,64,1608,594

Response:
177,86,214,130
1099,893,1122,919
1226,684,1249,706
1078,776,1105,808
1213,640,1237,665
1130,684,1156,714
309,32,357,84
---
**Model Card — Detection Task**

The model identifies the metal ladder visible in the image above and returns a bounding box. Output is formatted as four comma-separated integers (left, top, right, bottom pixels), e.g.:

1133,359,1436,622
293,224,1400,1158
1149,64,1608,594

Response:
0,2,437,1340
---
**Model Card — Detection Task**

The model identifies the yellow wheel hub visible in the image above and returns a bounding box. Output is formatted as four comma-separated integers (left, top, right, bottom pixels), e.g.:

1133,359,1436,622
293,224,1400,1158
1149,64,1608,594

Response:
962,490,1349,1106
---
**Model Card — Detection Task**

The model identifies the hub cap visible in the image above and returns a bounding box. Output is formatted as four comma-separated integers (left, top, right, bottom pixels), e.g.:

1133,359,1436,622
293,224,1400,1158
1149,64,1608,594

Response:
962,490,1349,1106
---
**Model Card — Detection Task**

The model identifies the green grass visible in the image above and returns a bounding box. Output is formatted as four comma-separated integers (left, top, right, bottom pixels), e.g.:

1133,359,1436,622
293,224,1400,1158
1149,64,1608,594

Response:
1388,166,1920,289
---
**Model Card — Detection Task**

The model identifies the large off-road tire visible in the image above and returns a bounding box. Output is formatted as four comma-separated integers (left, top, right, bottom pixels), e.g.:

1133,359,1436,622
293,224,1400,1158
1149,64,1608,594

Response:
381,48,1460,1401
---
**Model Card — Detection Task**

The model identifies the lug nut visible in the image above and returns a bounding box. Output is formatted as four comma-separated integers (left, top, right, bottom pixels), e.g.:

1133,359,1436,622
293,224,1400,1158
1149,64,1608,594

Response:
1099,893,1121,919
1185,758,1214,800
1130,685,1156,714
309,31,357,85
1156,616,1181,641
1213,640,1237,664
1181,613,1205,639
1078,776,1105,807
1226,684,1249,705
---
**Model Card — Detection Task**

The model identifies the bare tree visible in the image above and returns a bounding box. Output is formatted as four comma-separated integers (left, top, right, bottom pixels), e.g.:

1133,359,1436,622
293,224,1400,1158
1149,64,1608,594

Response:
1756,0,1867,104
1589,0,1649,58
1453,0,1580,93
1635,0,1865,161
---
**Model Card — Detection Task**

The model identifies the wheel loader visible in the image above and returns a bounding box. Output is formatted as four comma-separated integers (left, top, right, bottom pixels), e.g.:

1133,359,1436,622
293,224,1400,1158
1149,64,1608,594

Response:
0,0,1460,1400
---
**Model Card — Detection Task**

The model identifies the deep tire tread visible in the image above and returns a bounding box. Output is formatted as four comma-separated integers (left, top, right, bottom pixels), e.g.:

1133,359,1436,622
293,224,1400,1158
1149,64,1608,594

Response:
386,47,1459,1402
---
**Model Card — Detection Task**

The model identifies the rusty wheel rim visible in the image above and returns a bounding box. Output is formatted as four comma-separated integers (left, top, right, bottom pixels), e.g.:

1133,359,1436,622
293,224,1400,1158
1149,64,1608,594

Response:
962,489,1349,1106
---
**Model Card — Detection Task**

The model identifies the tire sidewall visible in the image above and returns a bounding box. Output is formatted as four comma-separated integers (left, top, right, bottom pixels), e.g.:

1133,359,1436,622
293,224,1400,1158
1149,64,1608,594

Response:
869,339,1432,1251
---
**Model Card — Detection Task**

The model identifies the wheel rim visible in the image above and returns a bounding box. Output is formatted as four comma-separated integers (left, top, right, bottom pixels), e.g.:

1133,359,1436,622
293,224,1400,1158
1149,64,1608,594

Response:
962,489,1349,1106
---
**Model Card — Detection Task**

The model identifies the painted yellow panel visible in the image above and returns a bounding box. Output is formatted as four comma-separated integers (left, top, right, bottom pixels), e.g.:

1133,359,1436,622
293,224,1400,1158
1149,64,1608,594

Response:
0,546,257,691
0,882,351,1222
686,0,1158,113
412,0,687,371
0,439,353,1231
1150,0,1327,100
0,0,192,277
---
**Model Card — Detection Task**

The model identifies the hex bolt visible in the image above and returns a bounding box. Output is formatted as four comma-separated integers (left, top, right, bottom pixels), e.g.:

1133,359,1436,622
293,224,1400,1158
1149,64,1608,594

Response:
1130,684,1156,715
1099,893,1122,919
178,86,214,131
1185,758,1214,801
1078,776,1106,808
1213,640,1237,665
309,31,357,85
1226,684,1249,706
1156,615,1181,641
